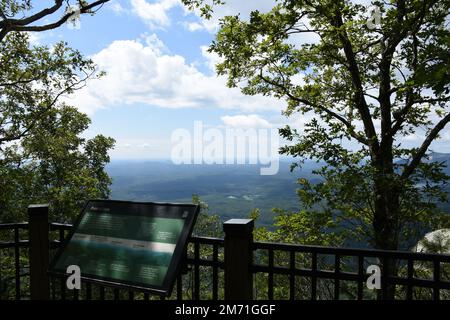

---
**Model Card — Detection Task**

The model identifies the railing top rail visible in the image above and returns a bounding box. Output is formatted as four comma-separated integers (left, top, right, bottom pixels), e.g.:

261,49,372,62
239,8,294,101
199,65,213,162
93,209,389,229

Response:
49,222,72,230
189,236,224,245
253,241,450,261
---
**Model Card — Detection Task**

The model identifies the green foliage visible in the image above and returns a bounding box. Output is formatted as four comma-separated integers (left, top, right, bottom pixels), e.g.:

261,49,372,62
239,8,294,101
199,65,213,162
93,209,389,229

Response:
0,31,114,223
181,0,224,20
191,194,222,237
0,0,31,16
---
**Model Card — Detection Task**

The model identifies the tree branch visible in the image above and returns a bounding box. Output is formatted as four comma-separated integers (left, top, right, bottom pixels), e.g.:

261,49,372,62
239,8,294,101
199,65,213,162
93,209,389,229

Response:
0,0,110,41
0,1,64,28
258,73,369,145
331,10,379,154
401,113,450,179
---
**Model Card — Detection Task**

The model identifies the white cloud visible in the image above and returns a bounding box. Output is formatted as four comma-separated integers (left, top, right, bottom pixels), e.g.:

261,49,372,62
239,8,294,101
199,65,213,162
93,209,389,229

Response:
67,34,284,115
110,138,172,159
184,0,276,33
141,32,166,54
109,1,126,14
200,45,222,72
128,0,277,33
131,0,180,29
221,114,272,129
185,21,204,32
290,73,306,87
27,32,43,45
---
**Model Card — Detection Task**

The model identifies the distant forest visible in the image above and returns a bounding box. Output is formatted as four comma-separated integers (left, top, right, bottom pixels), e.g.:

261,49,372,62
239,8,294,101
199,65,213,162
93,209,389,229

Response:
107,154,450,228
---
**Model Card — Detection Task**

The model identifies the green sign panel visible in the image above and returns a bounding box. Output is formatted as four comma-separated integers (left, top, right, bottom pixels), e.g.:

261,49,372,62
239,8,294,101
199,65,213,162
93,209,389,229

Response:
49,200,199,296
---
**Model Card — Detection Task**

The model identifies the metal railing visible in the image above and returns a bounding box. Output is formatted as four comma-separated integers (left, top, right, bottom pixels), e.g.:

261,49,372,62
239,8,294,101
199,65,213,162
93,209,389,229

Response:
252,241,450,300
1,206,449,300
0,218,225,300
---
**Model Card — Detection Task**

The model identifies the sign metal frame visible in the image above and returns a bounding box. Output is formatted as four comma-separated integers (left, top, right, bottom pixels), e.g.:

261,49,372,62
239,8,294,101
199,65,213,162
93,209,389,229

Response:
49,199,199,297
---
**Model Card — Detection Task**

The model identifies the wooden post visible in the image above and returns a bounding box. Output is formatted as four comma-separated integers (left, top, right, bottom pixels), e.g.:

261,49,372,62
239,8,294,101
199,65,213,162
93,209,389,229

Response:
28,204,50,300
223,219,254,300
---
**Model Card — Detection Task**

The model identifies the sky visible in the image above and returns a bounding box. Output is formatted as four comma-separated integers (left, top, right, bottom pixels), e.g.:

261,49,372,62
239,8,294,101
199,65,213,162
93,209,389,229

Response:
29,0,450,160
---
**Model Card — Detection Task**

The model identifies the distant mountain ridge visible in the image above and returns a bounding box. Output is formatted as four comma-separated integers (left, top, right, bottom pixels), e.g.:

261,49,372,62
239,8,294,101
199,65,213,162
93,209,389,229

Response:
428,151,450,164
106,154,450,226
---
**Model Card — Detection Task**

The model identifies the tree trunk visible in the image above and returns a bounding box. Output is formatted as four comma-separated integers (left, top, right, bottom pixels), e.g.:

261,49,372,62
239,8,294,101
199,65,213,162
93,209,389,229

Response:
373,184,400,300
373,182,400,250
372,141,400,300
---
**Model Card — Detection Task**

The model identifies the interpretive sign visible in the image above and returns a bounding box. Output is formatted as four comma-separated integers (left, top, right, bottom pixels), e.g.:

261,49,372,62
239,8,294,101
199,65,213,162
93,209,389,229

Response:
49,200,199,296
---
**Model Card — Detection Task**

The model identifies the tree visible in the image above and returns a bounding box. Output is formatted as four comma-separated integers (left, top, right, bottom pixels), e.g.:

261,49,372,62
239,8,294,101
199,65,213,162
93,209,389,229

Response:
0,2,115,222
191,194,222,238
183,0,450,252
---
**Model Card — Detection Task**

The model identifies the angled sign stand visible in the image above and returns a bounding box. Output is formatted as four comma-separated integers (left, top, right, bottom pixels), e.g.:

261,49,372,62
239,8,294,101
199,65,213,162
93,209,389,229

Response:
49,199,199,297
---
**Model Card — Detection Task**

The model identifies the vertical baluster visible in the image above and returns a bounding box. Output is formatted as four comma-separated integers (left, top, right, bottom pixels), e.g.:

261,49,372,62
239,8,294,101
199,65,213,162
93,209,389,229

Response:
99,286,105,300
289,251,295,300
407,259,413,300
51,277,56,300
433,259,440,301
60,276,66,300
334,254,340,300
86,283,92,300
311,252,317,300
194,241,200,300
212,244,218,300
176,274,182,300
268,249,274,300
357,255,364,300
381,257,388,300
14,227,20,300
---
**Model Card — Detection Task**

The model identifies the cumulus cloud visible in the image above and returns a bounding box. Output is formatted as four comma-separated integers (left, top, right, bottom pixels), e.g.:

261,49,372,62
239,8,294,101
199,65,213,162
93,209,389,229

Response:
200,45,222,73
109,0,126,14
27,32,43,45
180,21,204,32
66,34,284,115
131,0,180,28
127,0,277,32
221,114,273,129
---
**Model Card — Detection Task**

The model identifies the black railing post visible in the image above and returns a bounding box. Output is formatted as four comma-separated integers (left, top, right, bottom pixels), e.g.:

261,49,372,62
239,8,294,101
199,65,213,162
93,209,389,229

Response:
28,204,50,300
223,219,254,300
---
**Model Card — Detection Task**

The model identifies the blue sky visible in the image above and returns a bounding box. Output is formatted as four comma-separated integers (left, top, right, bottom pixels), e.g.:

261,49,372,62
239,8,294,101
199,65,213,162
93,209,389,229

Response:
30,0,450,160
